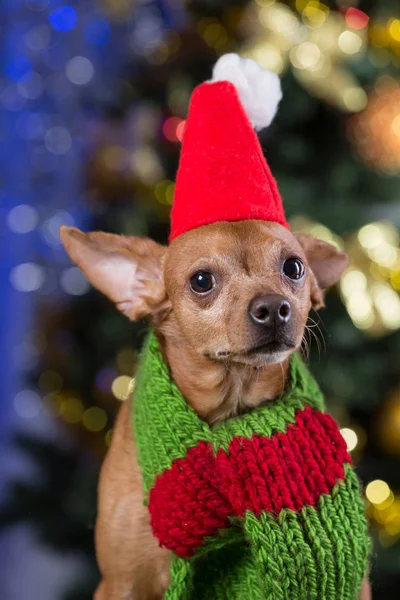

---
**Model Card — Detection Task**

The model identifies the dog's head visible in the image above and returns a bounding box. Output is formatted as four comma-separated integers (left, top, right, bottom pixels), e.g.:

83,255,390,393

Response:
60,220,347,368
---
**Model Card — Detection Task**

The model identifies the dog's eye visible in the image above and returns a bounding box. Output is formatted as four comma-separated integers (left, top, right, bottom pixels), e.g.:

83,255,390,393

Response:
190,271,215,294
283,258,305,280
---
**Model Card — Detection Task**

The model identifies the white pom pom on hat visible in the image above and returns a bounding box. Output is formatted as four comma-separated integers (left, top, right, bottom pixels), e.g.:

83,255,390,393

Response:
211,53,282,132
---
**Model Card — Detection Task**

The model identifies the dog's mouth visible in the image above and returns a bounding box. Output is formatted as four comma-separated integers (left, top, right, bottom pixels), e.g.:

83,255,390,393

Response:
211,338,296,363
244,339,296,356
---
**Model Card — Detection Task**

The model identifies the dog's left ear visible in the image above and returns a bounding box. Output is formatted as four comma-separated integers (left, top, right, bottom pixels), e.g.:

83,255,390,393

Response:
295,233,349,310
59,226,169,321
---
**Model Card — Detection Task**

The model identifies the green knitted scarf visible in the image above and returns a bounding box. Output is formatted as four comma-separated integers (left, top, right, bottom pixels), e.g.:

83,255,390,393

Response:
132,331,370,600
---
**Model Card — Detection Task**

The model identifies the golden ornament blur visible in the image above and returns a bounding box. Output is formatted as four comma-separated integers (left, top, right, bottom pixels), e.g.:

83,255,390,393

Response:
240,1,368,111
348,76,400,173
60,397,84,424
340,427,358,452
197,18,231,52
378,388,400,455
83,406,108,432
341,222,400,336
366,479,391,504
112,375,135,401
154,180,175,206
105,429,114,447
366,485,400,541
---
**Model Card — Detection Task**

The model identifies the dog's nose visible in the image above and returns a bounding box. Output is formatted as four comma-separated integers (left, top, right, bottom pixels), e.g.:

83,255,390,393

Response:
248,294,291,326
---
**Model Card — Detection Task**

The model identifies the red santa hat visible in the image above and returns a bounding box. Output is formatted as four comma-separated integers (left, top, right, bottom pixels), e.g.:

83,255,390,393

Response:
169,53,288,242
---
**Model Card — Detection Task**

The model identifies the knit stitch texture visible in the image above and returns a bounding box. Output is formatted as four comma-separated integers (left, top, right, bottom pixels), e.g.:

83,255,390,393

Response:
132,331,371,599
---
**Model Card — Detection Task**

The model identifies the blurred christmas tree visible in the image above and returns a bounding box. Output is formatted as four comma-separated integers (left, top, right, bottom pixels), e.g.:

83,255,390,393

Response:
2,1,400,599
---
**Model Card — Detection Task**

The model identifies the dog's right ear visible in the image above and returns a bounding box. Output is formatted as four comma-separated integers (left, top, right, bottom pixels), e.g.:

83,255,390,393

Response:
59,226,169,321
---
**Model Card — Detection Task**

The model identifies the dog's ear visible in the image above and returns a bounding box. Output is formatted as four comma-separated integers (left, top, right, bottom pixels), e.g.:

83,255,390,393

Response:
60,226,168,321
295,233,349,310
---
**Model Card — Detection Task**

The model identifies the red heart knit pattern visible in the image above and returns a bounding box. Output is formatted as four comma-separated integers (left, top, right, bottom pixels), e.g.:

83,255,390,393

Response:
148,406,351,559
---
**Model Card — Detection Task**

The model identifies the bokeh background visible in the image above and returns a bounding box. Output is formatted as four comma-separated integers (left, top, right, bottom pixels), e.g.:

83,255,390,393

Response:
1,0,400,598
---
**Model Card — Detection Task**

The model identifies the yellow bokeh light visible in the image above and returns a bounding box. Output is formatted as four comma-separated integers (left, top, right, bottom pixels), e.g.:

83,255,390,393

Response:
60,397,84,424
338,31,363,55
382,499,400,536
105,428,113,447
154,180,173,204
372,283,400,329
370,24,391,48
259,4,298,37
342,87,367,112
246,44,285,74
369,261,386,281
388,19,400,43
131,146,163,185
82,407,107,432
368,243,398,267
166,183,175,205
290,42,321,70
340,427,358,452
302,1,329,28
366,480,391,505
295,0,308,11
390,270,400,291
203,23,228,49
374,490,395,512
346,291,373,320
340,270,367,298
358,223,387,249
359,222,399,265
112,375,135,401
203,23,223,43
379,528,398,546
385,519,400,537
345,290,375,329
352,313,375,330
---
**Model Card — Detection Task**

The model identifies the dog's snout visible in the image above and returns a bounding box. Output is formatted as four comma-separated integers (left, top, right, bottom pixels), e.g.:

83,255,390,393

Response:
248,294,291,326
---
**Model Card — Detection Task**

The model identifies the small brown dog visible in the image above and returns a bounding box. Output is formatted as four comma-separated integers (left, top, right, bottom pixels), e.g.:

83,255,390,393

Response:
60,220,371,600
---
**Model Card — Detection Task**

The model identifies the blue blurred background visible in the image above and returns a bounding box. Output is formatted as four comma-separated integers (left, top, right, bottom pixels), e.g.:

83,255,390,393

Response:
1,1,400,598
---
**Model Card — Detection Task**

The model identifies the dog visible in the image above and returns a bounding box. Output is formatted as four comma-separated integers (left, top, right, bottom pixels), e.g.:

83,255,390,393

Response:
60,219,371,600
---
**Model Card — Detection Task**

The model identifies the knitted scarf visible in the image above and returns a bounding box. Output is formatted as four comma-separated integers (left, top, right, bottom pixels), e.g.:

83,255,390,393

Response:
132,331,371,600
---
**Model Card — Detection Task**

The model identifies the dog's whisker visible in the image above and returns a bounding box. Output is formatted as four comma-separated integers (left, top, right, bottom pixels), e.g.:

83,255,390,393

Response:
309,312,328,348
301,332,311,363
300,330,309,359
311,306,327,330
222,356,233,375
306,315,326,357
306,325,319,354
305,324,325,361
